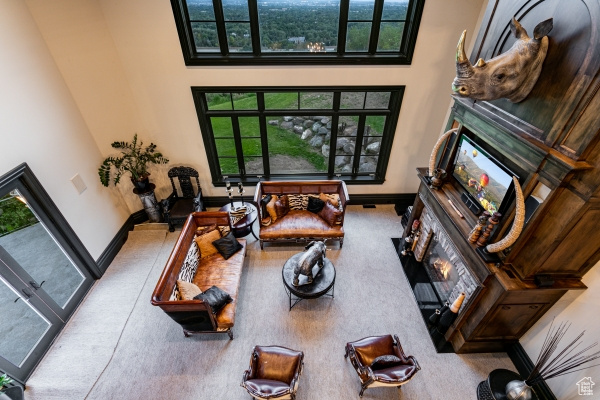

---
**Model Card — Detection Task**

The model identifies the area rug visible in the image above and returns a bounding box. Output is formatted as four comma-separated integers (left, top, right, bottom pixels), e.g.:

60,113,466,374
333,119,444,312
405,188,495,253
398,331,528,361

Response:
25,206,515,400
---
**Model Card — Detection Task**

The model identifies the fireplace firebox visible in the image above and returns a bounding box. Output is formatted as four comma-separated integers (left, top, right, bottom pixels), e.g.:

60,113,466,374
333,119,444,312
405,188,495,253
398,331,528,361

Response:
423,237,460,301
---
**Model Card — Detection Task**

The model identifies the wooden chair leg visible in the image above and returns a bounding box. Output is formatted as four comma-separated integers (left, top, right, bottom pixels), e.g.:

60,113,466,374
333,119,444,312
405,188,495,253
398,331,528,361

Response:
359,385,366,397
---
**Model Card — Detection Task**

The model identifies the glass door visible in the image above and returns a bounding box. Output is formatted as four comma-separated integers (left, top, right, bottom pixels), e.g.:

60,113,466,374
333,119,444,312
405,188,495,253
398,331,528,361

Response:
0,190,92,321
0,252,63,381
0,165,97,382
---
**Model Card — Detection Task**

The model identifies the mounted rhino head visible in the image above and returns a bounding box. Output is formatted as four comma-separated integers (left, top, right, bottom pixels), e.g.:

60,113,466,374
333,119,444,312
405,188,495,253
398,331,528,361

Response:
452,17,553,103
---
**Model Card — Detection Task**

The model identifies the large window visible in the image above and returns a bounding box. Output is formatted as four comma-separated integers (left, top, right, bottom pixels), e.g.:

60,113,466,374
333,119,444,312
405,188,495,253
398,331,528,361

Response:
172,0,424,65
192,86,404,185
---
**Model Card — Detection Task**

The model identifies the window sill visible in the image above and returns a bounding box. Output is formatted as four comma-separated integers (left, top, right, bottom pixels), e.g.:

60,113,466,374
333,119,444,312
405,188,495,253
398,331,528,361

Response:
213,174,383,187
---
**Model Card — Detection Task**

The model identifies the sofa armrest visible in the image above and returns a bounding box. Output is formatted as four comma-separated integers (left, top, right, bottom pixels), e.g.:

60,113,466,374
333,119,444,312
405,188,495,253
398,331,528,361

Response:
253,182,264,220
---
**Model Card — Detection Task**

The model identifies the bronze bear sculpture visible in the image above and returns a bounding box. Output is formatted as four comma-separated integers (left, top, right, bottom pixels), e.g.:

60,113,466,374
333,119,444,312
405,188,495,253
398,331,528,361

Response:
293,241,327,287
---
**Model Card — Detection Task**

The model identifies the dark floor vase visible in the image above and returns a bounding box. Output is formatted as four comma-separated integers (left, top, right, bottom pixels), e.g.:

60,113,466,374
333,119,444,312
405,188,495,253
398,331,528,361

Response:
0,387,24,400
131,176,151,194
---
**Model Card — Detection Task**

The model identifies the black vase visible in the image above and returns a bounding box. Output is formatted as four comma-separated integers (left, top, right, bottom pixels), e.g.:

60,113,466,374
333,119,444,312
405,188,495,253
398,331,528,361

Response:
132,176,151,193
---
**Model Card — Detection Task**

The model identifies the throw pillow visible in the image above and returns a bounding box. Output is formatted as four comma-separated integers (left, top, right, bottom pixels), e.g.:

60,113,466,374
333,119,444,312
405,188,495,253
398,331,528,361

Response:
319,192,339,208
288,194,308,210
370,355,402,370
307,196,325,213
274,194,290,218
212,232,243,260
177,280,203,300
218,225,231,236
266,195,279,222
260,194,272,217
196,224,218,236
195,229,221,258
318,201,342,226
194,285,233,314
260,216,272,226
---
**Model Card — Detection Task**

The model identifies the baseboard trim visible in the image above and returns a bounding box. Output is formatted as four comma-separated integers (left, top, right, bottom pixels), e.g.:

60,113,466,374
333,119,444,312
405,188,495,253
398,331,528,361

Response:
203,193,416,210
96,210,148,274
506,343,557,400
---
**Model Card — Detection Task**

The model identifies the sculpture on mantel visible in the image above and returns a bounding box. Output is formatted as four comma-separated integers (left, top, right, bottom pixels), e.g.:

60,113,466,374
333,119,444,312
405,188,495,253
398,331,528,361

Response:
477,176,525,262
452,17,553,103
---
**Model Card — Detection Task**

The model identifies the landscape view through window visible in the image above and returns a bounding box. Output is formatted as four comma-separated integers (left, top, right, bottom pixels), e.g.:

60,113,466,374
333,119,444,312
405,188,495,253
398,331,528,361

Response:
186,0,410,53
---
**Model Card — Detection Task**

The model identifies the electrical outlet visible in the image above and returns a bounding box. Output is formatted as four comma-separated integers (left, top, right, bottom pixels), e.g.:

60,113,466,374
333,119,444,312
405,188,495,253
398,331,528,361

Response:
70,173,87,194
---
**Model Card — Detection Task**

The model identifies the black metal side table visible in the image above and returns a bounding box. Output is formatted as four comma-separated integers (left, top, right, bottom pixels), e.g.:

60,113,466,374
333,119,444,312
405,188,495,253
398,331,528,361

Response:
282,253,335,310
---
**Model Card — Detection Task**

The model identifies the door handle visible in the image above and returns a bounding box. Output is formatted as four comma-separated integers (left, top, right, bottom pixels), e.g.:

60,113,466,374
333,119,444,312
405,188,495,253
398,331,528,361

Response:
30,280,45,290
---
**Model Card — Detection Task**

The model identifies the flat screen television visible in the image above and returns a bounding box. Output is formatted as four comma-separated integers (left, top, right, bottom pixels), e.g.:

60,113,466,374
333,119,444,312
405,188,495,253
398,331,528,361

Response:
452,134,518,216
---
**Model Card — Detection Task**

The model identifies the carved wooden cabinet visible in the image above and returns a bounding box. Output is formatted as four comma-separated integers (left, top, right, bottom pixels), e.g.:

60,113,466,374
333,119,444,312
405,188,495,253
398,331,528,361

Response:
403,0,600,352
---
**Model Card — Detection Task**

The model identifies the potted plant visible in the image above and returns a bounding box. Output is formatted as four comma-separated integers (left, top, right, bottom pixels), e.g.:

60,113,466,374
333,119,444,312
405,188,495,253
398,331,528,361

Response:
98,134,169,193
0,374,12,392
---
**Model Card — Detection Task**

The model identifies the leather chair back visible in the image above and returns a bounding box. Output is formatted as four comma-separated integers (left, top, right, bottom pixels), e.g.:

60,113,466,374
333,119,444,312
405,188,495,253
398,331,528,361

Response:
254,346,303,384
353,334,395,366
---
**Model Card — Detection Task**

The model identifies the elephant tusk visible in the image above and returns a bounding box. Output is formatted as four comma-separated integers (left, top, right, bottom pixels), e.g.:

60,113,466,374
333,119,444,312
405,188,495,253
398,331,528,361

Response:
486,176,525,253
429,128,458,177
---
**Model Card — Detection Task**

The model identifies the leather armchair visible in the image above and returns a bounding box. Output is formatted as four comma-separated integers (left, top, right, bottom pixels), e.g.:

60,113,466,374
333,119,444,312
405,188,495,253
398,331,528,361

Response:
344,334,420,397
162,166,205,232
241,345,304,400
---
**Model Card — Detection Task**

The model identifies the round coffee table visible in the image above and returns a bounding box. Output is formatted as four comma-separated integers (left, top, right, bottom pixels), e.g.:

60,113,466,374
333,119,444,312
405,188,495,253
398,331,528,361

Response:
219,201,258,240
282,253,335,310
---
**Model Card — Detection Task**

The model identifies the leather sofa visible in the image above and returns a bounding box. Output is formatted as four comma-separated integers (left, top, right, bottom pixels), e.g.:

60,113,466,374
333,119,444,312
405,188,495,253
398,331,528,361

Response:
253,180,349,249
151,212,246,339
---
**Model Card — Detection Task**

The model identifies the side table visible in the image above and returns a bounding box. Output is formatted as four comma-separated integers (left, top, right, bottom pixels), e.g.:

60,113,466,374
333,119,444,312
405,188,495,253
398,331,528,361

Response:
282,253,335,310
219,201,258,240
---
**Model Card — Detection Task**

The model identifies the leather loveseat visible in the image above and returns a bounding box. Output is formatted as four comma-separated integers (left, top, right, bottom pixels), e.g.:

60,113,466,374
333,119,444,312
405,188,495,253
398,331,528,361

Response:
151,212,246,339
253,180,349,249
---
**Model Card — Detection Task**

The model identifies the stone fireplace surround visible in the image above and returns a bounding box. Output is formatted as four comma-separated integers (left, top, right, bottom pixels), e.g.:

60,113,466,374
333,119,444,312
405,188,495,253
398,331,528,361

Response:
414,203,479,313
396,196,483,353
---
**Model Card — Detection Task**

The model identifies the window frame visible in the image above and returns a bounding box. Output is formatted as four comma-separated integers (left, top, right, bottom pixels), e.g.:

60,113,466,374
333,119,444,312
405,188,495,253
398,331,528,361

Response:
172,0,425,66
192,86,405,186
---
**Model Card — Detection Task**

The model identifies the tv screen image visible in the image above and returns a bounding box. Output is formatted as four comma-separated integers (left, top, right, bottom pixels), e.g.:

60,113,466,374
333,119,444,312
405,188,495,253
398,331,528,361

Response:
452,136,514,214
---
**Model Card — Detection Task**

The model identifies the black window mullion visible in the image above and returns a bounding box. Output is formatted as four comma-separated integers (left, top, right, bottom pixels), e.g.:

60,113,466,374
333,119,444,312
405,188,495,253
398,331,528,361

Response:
368,0,384,54
231,117,246,176
212,0,229,55
337,0,350,54
247,0,261,56
398,0,414,54
256,93,270,177
352,115,366,175
328,92,342,176
178,0,198,58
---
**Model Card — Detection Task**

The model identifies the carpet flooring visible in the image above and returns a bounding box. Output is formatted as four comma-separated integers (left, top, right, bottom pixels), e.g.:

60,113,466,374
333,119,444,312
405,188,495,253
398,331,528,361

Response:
25,205,515,400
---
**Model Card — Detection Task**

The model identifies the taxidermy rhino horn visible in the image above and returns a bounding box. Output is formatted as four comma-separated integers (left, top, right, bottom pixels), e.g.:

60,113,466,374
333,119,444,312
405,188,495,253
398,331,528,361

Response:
452,17,553,103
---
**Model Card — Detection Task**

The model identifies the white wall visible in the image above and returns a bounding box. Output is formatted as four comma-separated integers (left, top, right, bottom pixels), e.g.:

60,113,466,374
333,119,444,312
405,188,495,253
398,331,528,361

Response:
25,0,486,213
0,0,130,259
520,260,600,399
